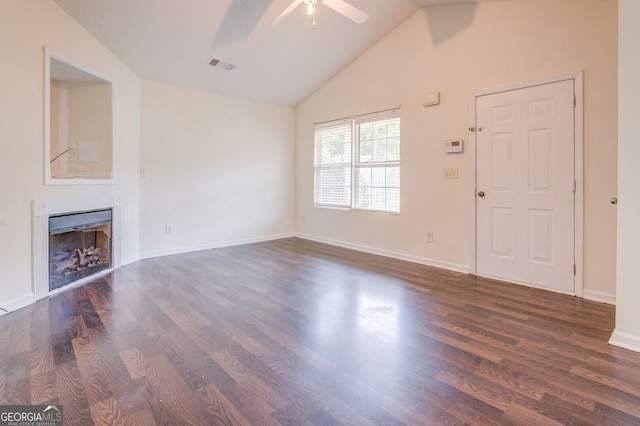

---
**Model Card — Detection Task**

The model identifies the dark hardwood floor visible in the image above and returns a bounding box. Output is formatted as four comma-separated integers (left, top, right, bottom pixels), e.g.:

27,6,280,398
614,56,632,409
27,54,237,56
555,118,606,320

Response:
1,237,638,425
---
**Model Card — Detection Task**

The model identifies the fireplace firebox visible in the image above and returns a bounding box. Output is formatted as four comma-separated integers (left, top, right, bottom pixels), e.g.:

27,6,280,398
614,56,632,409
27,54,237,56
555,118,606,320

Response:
48,209,112,291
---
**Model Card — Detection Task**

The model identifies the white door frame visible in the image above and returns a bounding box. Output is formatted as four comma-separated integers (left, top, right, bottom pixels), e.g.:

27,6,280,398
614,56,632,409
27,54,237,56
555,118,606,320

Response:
468,72,584,297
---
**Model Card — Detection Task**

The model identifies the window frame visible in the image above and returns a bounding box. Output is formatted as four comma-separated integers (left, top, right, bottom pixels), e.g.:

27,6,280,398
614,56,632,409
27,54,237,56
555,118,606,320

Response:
313,118,353,209
353,110,401,213
313,108,401,213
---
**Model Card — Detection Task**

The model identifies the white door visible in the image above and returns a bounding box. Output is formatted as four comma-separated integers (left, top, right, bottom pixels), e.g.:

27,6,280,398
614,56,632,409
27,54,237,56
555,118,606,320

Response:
475,80,575,293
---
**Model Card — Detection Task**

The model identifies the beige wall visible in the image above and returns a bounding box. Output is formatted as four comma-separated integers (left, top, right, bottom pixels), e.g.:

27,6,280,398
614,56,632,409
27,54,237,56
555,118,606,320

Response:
50,82,113,178
67,82,113,177
50,82,63,176
296,0,618,299
611,0,640,350
140,80,295,257
0,1,141,308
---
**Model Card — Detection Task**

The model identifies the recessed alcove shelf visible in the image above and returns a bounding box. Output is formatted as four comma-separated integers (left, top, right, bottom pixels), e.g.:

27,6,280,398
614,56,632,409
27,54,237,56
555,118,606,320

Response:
44,48,115,185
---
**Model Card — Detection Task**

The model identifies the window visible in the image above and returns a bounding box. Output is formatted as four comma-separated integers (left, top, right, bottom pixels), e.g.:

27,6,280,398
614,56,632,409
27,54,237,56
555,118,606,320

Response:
314,109,400,213
313,119,352,208
354,111,400,212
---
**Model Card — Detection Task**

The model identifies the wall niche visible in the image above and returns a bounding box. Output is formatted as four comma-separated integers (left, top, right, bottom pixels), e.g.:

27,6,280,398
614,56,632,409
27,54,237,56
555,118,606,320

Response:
45,48,114,184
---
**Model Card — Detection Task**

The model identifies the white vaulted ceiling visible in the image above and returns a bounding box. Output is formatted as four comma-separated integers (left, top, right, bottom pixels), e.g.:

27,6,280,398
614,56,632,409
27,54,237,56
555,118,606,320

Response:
54,0,503,106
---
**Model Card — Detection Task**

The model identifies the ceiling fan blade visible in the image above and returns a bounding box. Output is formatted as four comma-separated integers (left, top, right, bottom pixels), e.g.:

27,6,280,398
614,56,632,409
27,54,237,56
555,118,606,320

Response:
270,0,304,26
323,0,369,24
216,0,275,44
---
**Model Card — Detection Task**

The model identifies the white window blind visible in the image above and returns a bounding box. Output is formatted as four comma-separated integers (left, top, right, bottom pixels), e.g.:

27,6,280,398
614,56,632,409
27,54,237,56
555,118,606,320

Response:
313,108,400,213
314,119,352,208
355,110,400,213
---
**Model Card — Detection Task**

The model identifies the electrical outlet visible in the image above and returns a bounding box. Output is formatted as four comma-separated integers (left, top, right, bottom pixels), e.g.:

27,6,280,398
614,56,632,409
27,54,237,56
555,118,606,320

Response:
426,231,434,243
165,224,173,234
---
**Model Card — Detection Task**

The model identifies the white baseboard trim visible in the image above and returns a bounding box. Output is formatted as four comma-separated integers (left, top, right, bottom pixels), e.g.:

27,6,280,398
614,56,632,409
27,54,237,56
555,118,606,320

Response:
0,292,35,317
609,330,640,353
140,232,296,260
582,289,616,305
296,233,469,274
121,254,141,267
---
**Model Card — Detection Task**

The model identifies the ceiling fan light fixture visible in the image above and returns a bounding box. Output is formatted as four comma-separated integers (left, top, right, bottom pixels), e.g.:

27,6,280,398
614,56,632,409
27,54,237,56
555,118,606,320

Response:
270,0,368,26
304,0,317,15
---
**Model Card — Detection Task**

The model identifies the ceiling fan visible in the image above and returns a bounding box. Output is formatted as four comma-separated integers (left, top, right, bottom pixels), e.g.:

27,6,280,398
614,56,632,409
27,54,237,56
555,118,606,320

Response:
270,0,369,26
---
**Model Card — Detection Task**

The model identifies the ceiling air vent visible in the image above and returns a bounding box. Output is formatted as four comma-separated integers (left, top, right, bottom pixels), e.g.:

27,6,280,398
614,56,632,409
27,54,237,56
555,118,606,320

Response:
208,57,236,71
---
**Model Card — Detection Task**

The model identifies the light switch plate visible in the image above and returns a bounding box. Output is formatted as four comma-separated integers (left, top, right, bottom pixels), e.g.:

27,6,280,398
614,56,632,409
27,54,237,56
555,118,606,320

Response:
444,168,459,179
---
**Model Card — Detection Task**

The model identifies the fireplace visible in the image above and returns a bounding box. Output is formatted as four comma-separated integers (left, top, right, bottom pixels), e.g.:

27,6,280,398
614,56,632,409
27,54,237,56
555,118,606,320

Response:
48,209,112,291
33,196,122,300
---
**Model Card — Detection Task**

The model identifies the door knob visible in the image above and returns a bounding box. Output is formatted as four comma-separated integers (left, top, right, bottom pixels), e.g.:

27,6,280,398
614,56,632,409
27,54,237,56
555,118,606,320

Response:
611,197,618,205
478,191,485,198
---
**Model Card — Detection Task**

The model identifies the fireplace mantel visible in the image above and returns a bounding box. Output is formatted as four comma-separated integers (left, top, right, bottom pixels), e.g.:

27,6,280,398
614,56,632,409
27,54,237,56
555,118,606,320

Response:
32,195,122,299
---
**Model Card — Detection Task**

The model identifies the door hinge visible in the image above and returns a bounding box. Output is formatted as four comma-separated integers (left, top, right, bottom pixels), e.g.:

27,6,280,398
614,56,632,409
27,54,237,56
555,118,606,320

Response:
574,264,577,276
573,180,577,192
573,95,576,108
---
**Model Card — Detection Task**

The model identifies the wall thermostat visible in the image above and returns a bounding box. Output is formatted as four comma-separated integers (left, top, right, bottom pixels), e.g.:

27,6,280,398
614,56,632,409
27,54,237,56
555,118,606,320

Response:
444,139,463,154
